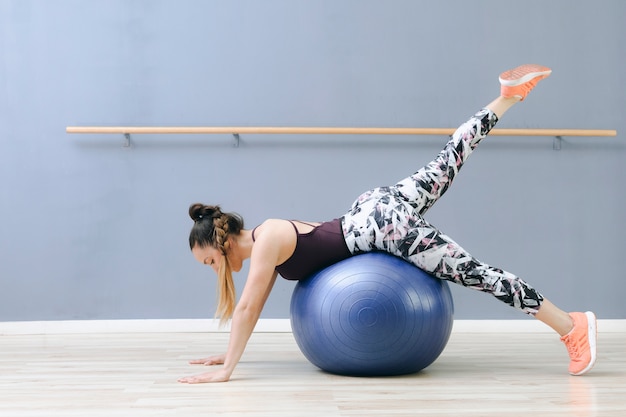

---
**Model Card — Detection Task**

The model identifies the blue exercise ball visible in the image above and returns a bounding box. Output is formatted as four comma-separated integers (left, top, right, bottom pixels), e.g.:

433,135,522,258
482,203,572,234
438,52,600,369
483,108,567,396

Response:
290,252,454,376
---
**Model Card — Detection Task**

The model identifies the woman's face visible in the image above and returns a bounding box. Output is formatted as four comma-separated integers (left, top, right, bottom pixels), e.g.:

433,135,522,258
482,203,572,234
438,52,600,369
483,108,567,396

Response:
191,241,243,273
192,245,223,274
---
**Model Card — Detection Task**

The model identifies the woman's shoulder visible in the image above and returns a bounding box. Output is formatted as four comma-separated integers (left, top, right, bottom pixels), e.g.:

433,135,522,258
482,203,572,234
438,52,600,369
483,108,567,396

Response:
257,218,289,228
256,218,320,232
254,218,294,237
252,219,299,261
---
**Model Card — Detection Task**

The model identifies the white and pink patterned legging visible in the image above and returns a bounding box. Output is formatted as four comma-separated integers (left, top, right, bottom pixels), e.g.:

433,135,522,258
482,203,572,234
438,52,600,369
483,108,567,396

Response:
341,108,544,315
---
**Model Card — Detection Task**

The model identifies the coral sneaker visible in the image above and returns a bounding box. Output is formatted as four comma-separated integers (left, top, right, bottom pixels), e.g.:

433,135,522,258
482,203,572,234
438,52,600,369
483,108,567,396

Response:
560,311,597,376
499,64,552,101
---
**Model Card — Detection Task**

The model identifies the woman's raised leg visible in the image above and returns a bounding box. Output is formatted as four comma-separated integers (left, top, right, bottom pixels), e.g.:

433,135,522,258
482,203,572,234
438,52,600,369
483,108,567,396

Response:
393,64,552,216
394,107,499,216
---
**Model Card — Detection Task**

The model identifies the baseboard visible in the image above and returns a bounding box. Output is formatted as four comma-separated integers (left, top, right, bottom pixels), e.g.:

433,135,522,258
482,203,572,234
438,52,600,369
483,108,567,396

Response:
1,318,625,335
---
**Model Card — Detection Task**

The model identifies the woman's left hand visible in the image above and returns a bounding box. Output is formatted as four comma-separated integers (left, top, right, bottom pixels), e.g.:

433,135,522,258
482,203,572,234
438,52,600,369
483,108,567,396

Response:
178,369,231,384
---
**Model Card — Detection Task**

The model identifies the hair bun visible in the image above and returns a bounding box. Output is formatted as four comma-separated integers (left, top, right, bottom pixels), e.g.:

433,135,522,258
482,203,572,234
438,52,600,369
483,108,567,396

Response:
189,204,222,222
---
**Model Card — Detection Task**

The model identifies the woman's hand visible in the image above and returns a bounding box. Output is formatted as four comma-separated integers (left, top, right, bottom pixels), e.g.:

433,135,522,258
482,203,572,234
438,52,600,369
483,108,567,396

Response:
188,354,226,366
178,369,231,384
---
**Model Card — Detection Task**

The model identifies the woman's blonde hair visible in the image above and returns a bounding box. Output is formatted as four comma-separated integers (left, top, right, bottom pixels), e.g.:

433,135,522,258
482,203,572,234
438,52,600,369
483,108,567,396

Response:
188,204,244,327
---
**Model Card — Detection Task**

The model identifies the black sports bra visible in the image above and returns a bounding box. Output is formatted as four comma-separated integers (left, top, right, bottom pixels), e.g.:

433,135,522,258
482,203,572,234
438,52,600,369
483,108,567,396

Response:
251,218,352,281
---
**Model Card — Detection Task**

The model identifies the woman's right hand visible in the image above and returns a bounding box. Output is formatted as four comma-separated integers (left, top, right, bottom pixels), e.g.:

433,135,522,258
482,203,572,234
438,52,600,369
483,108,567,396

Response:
188,353,226,366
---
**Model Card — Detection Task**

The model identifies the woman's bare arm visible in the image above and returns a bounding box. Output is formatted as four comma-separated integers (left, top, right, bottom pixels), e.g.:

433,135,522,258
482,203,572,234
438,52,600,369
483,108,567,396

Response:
178,223,285,383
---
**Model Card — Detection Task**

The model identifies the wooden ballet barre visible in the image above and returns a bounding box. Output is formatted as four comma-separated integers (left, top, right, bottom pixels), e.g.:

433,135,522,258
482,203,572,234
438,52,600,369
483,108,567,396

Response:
66,126,617,150
66,126,617,137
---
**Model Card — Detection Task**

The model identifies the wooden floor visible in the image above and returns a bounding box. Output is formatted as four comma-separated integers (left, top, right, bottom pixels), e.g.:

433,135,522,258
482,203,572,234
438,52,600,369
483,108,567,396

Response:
1,330,625,416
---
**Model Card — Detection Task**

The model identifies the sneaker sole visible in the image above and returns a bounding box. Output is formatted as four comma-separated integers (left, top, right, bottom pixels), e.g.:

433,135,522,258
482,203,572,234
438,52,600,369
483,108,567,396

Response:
499,64,552,86
570,311,597,376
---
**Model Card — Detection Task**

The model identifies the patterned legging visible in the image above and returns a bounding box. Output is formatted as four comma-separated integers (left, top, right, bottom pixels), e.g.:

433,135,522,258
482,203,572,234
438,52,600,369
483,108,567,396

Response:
341,108,544,315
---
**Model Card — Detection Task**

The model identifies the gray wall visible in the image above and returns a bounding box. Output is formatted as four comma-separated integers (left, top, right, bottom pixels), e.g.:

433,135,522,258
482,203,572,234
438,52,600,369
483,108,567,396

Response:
1,0,624,321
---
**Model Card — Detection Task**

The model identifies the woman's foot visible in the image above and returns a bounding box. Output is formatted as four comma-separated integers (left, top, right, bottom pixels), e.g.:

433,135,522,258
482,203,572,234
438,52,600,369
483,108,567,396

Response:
560,311,598,375
499,64,552,101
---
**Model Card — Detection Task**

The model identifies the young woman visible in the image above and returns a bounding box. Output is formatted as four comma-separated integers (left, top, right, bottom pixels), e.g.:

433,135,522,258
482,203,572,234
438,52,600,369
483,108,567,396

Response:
179,64,597,384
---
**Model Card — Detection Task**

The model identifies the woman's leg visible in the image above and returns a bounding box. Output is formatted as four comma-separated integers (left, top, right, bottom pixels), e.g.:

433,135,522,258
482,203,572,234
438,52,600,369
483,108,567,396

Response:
395,96,521,216
343,96,520,254
344,196,596,374
377,213,546,315
535,298,576,335
341,64,596,375
343,103,504,254
344,64,553,245
393,64,551,215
